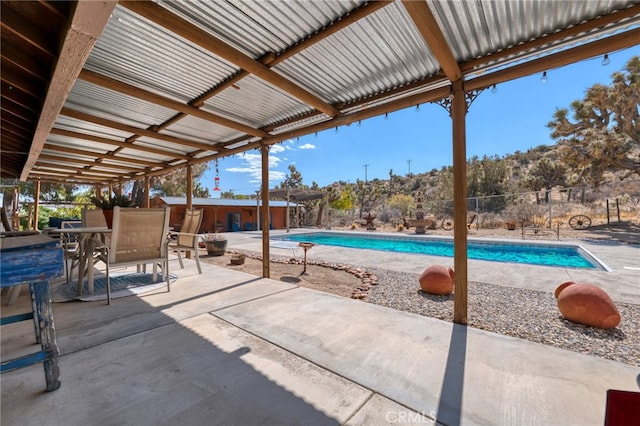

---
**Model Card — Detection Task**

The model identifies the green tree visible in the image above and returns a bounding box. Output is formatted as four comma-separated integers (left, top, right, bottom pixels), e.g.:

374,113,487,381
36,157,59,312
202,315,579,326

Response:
548,56,640,184
330,188,355,210
387,194,414,216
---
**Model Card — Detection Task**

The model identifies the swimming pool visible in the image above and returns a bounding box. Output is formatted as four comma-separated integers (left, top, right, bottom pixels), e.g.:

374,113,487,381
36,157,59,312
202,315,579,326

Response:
278,232,608,270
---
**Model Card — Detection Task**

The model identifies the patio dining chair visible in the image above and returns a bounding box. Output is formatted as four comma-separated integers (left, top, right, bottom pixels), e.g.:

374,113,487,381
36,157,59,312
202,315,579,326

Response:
169,208,204,274
94,207,171,304
60,220,82,284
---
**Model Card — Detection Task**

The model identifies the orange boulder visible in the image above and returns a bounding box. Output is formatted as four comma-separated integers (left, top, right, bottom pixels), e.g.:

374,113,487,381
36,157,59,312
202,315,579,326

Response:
419,265,454,295
555,281,621,329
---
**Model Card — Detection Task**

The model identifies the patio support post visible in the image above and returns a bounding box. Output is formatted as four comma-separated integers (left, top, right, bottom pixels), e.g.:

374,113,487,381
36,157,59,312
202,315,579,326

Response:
260,144,270,278
185,165,193,258
452,79,468,325
33,180,41,231
186,164,193,209
143,177,150,208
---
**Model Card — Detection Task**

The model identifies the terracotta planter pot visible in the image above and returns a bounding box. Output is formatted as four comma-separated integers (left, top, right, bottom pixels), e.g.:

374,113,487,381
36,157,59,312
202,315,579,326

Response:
419,265,455,295
555,281,621,329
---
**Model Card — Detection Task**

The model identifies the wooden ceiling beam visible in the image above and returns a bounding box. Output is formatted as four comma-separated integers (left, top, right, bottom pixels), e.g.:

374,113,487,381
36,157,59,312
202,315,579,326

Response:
120,0,341,118
462,4,640,74
50,128,192,160
20,1,117,181
466,28,640,91
60,107,221,153
0,63,46,99
44,144,169,168
34,162,122,177
79,69,268,138
271,1,393,66
402,0,462,82
38,153,147,173
0,3,57,57
29,172,112,183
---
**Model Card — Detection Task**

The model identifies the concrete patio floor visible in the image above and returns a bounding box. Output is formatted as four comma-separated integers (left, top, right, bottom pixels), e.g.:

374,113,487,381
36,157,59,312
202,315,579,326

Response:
2,231,639,425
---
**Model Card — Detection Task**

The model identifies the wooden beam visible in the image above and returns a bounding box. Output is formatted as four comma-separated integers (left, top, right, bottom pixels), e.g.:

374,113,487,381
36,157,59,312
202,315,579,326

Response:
271,1,393,66
261,144,270,279
466,28,640,91
461,4,640,75
79,69,269,138
402,0,462,82
59,107,221,152
186,165,193,209
38,153,147,173
44,144,168,168
50,128,192,160
33,179,40,231
20,1,117,181
144,176,150,208
451,79,467,325
120,0,341,118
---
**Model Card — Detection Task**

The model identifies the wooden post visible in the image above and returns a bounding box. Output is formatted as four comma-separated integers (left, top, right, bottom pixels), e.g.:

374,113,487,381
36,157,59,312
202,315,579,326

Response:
452,80,468,325
186,165,193,259
33,180,41,230
261,144,270,278
186,164,193,209
143,176,150,208
606,199,610,226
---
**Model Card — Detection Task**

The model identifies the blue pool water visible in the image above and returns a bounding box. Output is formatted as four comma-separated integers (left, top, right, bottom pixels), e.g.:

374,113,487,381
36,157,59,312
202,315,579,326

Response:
280,232,604,270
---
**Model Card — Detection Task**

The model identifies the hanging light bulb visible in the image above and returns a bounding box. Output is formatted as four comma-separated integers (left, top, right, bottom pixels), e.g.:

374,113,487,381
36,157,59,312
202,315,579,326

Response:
541,71,548,83
491,84,497,94
602,54,610,66
385,112,389,120
415,104,420,112
335,126,339,133
357,120,362,127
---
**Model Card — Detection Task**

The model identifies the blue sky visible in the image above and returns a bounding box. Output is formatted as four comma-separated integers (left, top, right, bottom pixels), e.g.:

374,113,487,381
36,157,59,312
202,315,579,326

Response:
203,48,638,196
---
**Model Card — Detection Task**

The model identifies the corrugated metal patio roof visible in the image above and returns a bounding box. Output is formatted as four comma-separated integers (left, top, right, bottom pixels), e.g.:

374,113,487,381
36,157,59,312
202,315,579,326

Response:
1,0,639,184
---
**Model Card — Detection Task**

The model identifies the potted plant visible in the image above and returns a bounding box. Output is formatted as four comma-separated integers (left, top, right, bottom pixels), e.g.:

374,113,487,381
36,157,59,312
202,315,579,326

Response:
203,233,227,256
90,194,136,228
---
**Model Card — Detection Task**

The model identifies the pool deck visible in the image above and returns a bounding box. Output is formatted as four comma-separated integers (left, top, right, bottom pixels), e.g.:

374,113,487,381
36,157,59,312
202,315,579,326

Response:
240,229,640,305
2,230,639,425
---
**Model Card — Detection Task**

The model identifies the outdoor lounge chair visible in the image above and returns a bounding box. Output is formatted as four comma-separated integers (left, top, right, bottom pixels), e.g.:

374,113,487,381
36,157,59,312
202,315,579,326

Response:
94,207,171,304
169,208,204,274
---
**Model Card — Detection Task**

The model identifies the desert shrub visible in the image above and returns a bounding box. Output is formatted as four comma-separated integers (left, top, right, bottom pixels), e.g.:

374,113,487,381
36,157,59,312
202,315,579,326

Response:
502,201,546,224
478,213,503,229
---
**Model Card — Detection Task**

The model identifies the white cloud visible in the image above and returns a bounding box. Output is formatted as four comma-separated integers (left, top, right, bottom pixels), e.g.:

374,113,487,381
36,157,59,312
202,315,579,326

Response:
270,144,286,153
299,143,315,150
227,152,286,185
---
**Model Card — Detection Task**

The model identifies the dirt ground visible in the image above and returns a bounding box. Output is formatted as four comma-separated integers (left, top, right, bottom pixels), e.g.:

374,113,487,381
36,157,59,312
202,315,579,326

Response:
199,220,639,299
200,251,363,298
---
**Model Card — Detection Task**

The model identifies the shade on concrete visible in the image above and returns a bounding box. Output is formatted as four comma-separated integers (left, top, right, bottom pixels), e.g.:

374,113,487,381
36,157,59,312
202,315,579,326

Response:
2,234,639,425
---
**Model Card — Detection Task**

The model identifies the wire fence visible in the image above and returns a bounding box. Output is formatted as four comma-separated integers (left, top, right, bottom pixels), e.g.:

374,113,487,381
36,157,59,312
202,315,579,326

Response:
323,186,640,231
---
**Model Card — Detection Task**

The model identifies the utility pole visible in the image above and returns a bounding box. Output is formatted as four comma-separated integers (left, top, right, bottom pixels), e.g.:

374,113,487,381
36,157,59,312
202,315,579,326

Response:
407,159,412,175
360,164,369,218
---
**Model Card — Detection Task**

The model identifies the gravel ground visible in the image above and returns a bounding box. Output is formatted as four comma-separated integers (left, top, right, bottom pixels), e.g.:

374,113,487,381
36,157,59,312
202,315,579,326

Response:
365,268,640,367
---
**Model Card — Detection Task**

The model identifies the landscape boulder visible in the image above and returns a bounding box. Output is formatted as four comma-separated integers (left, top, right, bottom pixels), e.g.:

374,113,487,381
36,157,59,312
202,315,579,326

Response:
419,265,454,295
554,281,621,329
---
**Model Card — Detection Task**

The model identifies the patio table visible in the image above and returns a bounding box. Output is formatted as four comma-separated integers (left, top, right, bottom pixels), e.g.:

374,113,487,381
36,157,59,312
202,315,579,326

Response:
52,227,111,296
0,233,63,391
